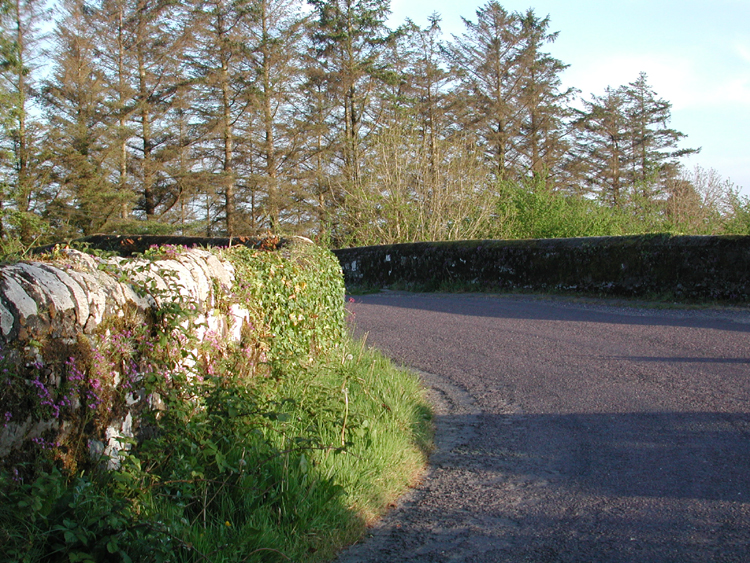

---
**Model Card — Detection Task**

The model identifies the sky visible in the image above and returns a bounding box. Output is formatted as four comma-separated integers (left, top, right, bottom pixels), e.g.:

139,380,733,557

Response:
388,0,750,195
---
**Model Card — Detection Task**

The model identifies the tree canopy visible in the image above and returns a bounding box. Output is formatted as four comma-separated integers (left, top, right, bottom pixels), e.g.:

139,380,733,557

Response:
0,0,744,249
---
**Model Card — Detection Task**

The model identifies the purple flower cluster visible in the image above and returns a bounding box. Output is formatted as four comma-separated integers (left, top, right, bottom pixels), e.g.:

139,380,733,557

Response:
109,329,135,355
31,436,60,450
96,328,153,391
31,374,69,419
148,244,180,259
29,357,107,420
121,359,141,390
66,357,104,411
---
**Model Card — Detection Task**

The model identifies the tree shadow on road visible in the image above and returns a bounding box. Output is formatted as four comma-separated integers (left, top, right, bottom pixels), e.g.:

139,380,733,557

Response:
336,410,750,563
465,411,750,503
349,292,750,333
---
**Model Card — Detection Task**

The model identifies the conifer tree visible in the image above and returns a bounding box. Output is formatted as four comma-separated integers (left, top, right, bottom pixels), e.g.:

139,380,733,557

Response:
446,1,523,181
408,13,450,186
158,86,206,232
297,42,338,234
244,0,306,232
89,0,136,221
574,75,698,207
624,71,698,198
42,0,123,235
573,86,630,206
308,0,393,190
130,0,189,222
88,0,190,228
514,9,573,185
0,0,50,243
187,0,253,236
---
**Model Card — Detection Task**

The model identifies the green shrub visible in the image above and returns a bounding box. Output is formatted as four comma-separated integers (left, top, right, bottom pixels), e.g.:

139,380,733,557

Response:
495,181,622,239
222,241,347,365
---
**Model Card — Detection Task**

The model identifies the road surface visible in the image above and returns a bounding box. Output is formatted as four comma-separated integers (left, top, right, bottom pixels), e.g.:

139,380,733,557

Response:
336,292,750,563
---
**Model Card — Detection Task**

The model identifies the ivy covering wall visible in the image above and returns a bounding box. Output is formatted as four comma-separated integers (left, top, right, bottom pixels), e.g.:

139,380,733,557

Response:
0,239,433,562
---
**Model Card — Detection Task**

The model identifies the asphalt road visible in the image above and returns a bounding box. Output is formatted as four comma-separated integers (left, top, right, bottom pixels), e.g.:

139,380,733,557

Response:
336,292,750,563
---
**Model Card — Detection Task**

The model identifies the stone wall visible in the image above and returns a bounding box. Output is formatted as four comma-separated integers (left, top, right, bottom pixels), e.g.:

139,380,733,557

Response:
32,234,287,257
333,235,750,301
0,247,248,468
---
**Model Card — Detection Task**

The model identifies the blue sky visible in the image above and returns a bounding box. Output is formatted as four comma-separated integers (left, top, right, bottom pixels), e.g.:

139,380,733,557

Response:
389,0,750,195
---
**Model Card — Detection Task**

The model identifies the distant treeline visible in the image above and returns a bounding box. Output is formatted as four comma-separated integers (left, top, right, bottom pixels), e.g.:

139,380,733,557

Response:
0,0,747,250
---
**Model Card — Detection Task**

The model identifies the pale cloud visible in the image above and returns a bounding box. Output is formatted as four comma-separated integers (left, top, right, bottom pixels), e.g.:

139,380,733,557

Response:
736,42,750,63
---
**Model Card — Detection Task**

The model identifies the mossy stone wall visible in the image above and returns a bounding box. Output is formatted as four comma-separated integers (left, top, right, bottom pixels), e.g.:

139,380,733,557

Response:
0,238,346,473
333,235,750,301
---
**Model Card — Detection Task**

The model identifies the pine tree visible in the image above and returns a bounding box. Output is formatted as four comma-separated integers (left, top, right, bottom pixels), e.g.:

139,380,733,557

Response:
624,72,698,198
514,9,573,185
446,1,524,180
574,74,698,208
90,0,137,222
308,0,393,190
573,86,631,206
407,13,450,187
186,0,251,236
244,0,306,232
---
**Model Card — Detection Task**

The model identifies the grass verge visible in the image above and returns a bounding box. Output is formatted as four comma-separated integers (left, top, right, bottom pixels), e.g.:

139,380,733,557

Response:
0,335,432,563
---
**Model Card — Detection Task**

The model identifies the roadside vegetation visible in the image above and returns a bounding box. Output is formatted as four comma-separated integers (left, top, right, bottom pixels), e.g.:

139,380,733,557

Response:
0,244,432,562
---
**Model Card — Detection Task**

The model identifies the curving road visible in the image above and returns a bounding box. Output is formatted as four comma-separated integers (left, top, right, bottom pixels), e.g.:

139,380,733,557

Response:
336,292,750,563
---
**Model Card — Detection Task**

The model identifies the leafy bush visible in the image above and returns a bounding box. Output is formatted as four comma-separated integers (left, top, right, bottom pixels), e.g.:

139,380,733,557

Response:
494,181,623,239
222,241,347,365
